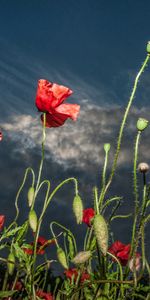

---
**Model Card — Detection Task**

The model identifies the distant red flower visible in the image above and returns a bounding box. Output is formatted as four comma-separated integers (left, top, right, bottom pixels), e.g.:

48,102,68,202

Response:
108,240,141,270
36,289,54,300
108,241,130,266
0,215,5,230
64,268,90,283
0,131,2,141
23,236,55,255
82,208,95,226
14,281,23,291
35,79,80,128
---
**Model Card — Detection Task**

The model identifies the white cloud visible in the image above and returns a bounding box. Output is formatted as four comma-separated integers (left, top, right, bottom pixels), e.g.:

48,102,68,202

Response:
1,103,150,170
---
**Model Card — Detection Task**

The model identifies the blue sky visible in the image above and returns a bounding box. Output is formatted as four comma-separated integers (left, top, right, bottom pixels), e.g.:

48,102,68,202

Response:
0,0,150,267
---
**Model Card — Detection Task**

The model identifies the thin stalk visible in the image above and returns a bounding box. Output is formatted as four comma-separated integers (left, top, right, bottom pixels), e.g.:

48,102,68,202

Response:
50,221,77,253
131,131,141,255
34,112,46,201
14,167,35,223
102,148,109,189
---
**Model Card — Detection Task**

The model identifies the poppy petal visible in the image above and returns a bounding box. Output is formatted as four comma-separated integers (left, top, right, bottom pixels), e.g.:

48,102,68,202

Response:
35,79,73,112
54,103,80,120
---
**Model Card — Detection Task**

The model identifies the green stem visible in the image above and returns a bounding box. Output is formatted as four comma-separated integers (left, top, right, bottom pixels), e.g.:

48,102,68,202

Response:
34,112,46,201
99,54,150,206
131,131,141,255
102,148,109,189
107,251,124,298
14,167,35,223
50,221,77,253
45,177,78,210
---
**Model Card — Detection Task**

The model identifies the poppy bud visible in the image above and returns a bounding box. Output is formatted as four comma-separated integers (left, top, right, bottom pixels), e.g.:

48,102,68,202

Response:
73,195,83,224
72,250,91,265
104,143,111,153
7,252,15,275
27,186,35,207
138,162,149,173
147,41,150,54
57,247,68,269
28,209,37,232
93,215,108,256
136,118,149,132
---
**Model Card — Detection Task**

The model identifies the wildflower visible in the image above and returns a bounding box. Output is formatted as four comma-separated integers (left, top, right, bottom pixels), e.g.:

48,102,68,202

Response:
108,240,140,268
72,250,91,264
0,215,5,230
35,79,80,127
138,162,149,173
0,131,2,141
64,268,90,283
93,214,108,256
82,208,95,226
36,289,54,300
23,236,55,255
108,241,130,265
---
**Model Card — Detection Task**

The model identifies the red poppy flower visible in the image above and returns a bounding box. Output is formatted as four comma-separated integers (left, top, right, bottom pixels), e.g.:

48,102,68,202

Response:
64,268,90,283
23,236,55,255
108,241,131,266
82,208,95,226
36,289,54,300
0,131,2,141
35,79,80,127
0,215,5,230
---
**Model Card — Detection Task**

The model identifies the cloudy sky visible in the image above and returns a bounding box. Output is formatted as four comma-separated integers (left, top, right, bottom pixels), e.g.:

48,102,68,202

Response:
0,0,150,267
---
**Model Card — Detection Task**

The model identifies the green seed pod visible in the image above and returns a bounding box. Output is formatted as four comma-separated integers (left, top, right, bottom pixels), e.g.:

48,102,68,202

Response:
73,195,83,224
68,235,75,259
57,247,68,269
136,118,149,132
28,209,37,232
27,186,35,207
104,143,111,153
93,214,108,256
147,41,150,54
72,250,91,265
7,252,15,275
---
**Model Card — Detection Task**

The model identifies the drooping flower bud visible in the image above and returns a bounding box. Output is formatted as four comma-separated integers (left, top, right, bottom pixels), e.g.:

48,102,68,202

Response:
72,250,91,265
138,162,149,173
136,118,149,132
27,186,35,207
104,143,111,153
147,41,150,54
7,252,15,275
28,209,37,232
57,247,68,269
93,214,108,256
73,195,83,224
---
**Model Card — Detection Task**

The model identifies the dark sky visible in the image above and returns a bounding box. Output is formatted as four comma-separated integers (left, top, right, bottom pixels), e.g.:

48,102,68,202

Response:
0,0,150,271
